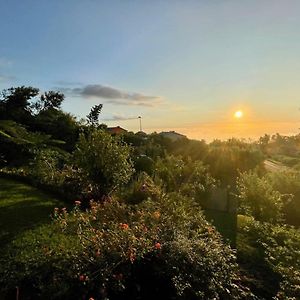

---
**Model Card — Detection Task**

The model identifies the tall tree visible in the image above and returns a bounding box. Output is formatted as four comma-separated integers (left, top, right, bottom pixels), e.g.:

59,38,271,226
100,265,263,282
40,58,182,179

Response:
86,104,103,127
0,86,39,122
34,91,64,112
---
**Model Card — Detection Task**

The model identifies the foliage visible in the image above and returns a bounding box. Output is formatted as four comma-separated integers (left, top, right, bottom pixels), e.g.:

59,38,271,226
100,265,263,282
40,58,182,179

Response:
31,149,70,186
179,160,216,204
236,171,285,223
34,91,64,112
154,156,216,207
262,133,300,157
0,120,64,166
133,154,155,175
261,224,300,299
0,194,251,299
33,109,79,151
87,104,103,127
237,217,300,299
0,86,39,123
73,129,134,197
205,139,264,185
267,171,300,226
122,172,162,204
0,224,82,299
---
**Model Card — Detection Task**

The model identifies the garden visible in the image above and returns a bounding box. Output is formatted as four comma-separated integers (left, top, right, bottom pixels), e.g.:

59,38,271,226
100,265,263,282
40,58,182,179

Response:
0,86,300,299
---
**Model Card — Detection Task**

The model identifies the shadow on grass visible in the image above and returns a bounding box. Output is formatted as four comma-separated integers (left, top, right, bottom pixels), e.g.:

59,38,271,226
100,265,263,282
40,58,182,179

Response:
0,178,64,248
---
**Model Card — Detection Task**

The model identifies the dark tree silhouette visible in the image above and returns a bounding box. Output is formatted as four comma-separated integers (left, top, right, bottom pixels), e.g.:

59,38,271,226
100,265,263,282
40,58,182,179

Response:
87,104,103,127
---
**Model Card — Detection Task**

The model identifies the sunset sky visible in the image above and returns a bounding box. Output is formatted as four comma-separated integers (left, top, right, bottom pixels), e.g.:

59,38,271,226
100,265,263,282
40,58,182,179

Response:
0,0,300,141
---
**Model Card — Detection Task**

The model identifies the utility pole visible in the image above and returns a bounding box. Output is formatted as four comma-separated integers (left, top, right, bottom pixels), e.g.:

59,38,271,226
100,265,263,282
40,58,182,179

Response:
138,116,142,132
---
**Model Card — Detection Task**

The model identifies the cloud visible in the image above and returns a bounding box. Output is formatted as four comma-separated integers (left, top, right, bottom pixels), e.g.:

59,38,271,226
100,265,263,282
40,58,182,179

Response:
0,58,12,67
59,84,162,107
54,80,83,86
103,114,140,121
0,74,16,82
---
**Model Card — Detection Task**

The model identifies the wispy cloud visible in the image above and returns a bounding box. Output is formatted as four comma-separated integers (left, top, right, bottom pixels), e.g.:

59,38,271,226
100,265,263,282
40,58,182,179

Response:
0,74,16,82
54,80,83,86
0,58,12,67
58,84,162,107
103,114,140,121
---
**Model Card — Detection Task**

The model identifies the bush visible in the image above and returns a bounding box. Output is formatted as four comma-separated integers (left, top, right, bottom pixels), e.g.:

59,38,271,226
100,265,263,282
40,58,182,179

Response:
154,156,216,199
205,139,264,185
123,172,162,204
237,218,300,299
236,171,284,223
267,171,300,226
0,194,251,299
31,149,69,186
73,129,134,198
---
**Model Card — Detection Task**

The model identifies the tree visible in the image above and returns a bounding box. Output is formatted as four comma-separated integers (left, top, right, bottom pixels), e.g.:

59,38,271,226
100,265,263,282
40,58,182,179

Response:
33,91,64,112
34,109,80,151
0,86,39,122
86,104,103,127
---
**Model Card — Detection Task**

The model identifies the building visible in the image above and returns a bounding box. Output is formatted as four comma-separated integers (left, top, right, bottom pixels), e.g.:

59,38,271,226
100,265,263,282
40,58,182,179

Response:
159,131,187,141
107,126,127,135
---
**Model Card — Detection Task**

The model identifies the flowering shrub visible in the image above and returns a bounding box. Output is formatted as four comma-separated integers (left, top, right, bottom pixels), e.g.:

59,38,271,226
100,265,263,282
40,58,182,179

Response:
0,194,251,299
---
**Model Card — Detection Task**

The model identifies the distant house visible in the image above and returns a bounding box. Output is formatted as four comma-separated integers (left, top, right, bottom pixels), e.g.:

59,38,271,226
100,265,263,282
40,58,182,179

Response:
107,126,127,135
159,131,187,141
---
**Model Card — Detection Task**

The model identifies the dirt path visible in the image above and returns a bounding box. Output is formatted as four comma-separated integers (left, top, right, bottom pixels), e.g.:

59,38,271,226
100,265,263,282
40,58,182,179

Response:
264,159,291,172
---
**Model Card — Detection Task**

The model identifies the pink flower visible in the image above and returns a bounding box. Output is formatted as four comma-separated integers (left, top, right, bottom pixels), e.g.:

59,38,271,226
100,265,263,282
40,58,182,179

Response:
79,274,86,281
54,207,59,212
75,200,81,206
155,242,161,250
120,223,129,230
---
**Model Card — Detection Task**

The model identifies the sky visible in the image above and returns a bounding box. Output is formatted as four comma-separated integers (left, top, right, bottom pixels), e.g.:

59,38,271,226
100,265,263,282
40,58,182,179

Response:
0,0,300,141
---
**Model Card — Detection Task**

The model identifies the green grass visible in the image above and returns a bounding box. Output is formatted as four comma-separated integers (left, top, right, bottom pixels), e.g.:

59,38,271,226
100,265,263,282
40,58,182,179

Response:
0,177,63,248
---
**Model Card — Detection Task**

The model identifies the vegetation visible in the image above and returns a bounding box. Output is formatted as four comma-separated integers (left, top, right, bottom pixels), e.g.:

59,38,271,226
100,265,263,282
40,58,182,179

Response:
1,85,300,299
0,178,62,248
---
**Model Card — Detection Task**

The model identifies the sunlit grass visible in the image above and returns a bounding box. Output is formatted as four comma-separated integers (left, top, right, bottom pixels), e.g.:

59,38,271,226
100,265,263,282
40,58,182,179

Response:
0,177,62,248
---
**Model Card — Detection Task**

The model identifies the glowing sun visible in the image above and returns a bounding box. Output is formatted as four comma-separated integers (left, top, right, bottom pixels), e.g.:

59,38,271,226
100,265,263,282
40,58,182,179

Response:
234,110,243,118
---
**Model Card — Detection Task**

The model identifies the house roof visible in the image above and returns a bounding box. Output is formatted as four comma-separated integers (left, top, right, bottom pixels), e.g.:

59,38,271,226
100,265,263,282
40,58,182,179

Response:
106,126,127,134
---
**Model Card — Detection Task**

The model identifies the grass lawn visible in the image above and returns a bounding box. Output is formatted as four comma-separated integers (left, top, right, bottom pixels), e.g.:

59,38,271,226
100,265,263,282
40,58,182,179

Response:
0,177,63,248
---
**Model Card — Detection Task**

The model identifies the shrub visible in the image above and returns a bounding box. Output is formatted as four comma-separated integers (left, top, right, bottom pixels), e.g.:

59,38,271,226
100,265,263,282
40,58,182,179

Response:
236,171,284,223
123,172,162,205
154,156,216,199
267,171,300,226
72,129,134,197
0,194,251,299
31,149,69,186
238,218,300,299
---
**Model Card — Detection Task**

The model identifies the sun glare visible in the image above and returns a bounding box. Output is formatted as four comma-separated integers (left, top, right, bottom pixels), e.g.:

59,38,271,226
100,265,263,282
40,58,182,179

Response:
234,110,243,118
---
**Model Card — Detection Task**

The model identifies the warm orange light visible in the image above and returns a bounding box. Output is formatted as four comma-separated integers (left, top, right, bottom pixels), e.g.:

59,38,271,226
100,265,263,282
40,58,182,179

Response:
234,110,243,118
